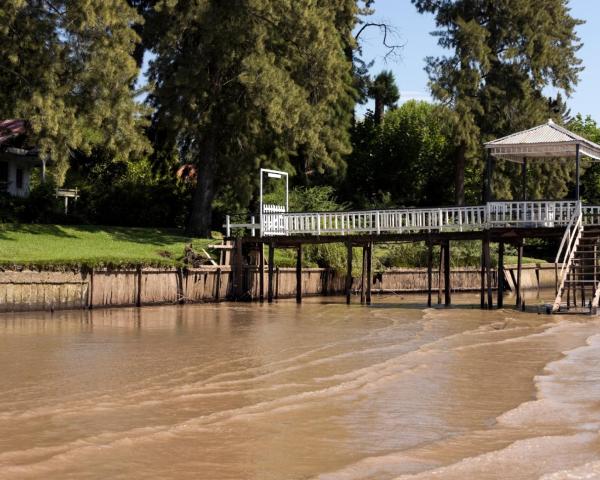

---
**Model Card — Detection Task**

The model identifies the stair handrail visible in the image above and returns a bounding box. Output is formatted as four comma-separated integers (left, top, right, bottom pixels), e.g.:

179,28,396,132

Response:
553,202,583,312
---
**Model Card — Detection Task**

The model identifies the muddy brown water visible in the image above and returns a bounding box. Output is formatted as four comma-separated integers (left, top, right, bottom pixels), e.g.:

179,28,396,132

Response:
0,293,599,480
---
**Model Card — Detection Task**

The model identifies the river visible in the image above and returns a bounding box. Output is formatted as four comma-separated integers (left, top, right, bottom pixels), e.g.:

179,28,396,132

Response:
0,295,599,479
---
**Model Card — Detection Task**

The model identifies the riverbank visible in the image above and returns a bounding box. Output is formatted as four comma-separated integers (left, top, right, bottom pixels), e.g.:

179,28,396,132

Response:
0,263,557,313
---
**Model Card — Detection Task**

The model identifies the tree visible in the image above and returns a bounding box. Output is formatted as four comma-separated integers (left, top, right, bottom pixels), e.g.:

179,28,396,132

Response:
148,1,358,235
570,114,600,202
412,0,583,205
368,71,400,124
345,101,455,207
0,0,149,183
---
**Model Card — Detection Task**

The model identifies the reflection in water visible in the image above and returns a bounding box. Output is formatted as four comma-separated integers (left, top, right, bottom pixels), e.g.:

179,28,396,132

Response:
0,295,599,480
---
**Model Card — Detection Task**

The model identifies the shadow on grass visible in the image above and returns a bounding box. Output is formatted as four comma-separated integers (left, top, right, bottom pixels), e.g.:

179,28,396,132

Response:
103,226,193,246
0,224,79,240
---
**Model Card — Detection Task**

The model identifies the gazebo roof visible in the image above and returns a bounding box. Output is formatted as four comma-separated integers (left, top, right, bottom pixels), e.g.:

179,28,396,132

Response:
484,119,600,162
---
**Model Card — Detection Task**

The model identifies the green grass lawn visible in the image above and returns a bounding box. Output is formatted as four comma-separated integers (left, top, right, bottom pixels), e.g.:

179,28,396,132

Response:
0,224,213,268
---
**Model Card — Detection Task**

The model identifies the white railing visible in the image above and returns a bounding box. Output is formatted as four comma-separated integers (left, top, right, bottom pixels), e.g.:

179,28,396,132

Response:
487,201,577,228
224,201,599,237
552,203,583,312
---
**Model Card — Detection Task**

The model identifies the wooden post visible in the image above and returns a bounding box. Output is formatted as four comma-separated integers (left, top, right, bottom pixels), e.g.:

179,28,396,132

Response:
267,243,275,303
516,241,523,308
484,235,493,309
427,240,433,307
346,242,353,305
323,267,330,296
360,246,366,304
275,266,280,299
438,244,444,305
576,144,581,200
136,266,142,307
296,244,302,304
580,262,585,308
444,240,451,306
234,237,244,300
366,242,372,305
259,243,265,303
497,241,505,308
215,268,221,301
480,240,485,309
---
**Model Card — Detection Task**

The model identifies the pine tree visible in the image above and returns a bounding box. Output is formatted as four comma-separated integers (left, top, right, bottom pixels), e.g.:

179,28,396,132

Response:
412,0,583,204
148,0,358,235
368,71,400,124
0,0,149,183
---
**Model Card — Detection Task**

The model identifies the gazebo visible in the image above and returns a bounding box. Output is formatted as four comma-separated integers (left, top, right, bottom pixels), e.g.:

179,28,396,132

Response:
484,119,600,201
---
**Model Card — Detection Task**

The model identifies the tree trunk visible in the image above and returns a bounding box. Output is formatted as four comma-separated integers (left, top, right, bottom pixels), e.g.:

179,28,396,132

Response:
374,96,384,125
187,138,216,237
455,142,467,206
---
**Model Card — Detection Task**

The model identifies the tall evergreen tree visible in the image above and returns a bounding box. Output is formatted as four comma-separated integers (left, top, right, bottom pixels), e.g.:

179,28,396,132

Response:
148,1,358,235
0,0,148,182
412,0,583,204
368,71,400,124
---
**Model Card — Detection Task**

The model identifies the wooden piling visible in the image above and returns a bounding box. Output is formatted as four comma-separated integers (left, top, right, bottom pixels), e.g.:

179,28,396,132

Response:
480,241,485,309
484,235,493,309
516,241,523,308
444,240,451,306
497,241,504,308
366,242,372,305
438,244,444,305
296,244,302,304
259,243,265,303
427,240,433,307
234,237,244,300
346,242,353,305
268,243,275,303
360,246,366,304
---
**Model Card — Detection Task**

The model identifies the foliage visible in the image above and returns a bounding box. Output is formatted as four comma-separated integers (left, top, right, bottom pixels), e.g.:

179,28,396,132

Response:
0,224,210,268
0,0,149,183
73,156,192,228
148,0,359,235
569,115,600,202
345,100,456,207
368,70,400,124
289,185,349,212
412,0,583,204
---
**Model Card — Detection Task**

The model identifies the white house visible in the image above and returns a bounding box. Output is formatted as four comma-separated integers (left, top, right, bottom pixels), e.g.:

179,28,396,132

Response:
0,120,45,197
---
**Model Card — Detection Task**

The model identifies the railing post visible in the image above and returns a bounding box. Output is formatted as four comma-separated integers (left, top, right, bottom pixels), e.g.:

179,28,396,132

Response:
226,215,231,237
250,216,255,237
376,211,380,235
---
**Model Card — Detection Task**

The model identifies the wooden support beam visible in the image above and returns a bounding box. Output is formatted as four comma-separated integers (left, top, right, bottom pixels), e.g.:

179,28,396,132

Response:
234,237,244,300
484,235,493,309
580,262,586,308
427,240,433,307
267,243,275,303
360,246,366,304
259,244,265,303
480,241,485,309
497,241,504,308
346,242,353,305
438,244,444,305
296,244,302,304
516,241,523,308
444,240,451,306
366,242,372,305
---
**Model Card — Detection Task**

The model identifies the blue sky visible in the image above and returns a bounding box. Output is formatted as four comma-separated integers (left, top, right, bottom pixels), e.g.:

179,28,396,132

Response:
357,0,600,120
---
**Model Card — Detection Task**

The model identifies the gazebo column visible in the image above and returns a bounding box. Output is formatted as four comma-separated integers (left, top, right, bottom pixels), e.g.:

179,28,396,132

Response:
521,158,527,201
576,144,581,201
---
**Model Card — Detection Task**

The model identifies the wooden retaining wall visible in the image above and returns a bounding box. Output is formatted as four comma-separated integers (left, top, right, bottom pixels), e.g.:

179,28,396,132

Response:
0,264,557,313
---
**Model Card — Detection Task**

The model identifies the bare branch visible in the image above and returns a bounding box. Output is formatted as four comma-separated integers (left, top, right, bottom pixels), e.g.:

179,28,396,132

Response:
354,22,404,62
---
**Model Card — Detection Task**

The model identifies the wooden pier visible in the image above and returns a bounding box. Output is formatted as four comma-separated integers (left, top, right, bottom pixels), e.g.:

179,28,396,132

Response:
227,201,600,313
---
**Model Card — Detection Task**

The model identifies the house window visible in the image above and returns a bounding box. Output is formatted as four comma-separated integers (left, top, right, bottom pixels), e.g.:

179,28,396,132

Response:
16,168,23,189
0,162,7,182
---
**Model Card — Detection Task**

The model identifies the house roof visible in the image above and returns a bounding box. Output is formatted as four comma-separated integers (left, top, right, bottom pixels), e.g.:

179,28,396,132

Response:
0,119,27,145
484,119,600,162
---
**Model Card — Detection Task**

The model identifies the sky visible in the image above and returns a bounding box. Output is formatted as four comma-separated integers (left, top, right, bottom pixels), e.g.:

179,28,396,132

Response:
357,0,600,120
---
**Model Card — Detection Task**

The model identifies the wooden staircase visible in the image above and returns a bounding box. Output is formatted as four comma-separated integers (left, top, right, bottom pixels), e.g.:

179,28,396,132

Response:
553,206,600,313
